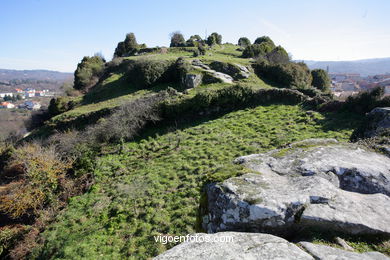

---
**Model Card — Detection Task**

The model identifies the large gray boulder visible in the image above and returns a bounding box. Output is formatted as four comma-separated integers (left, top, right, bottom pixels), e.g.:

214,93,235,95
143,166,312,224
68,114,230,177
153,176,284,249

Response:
234,139,390,196
154,232,314,260
299,242,389,260
204,139,390,235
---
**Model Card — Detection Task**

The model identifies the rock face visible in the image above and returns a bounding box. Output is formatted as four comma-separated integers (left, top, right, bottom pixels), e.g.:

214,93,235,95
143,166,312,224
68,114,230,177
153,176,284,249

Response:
154,232,389,260
183,73,202,89
364,107,390,137
154,232,314,260
204,139,390,235
299,242,389,260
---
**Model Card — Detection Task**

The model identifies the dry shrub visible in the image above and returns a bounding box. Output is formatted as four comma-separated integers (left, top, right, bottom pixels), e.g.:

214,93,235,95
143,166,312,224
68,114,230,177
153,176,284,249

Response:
0,143,72,219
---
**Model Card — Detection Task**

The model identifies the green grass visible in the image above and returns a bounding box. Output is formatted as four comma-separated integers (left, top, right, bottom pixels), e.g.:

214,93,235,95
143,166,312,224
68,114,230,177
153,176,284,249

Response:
34,104,362,259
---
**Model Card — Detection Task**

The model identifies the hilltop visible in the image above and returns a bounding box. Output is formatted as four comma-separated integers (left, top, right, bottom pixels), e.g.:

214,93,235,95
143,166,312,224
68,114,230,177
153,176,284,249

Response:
0,32,389,259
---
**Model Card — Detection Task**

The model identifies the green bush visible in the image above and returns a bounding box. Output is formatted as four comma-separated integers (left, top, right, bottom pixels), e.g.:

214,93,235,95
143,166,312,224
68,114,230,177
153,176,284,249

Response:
254,36,275,47
344,87,388,114
266,46,290,64
48,97,70,116
114,33,141,57
254,61,312,88
311,69,331,92
73,55,105,92
170,32,186,47
124,59,177,88
242,42,274,58
206,32,222,45
186,35,203,47
238,37,251,48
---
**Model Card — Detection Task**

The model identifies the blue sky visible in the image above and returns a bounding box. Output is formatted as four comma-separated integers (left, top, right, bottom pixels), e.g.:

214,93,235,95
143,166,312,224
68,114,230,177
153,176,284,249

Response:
1,0,389,72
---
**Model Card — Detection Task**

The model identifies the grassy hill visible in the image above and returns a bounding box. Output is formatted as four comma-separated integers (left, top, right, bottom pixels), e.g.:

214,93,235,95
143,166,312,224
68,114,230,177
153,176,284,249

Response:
34,105,361,259
2,39,389,259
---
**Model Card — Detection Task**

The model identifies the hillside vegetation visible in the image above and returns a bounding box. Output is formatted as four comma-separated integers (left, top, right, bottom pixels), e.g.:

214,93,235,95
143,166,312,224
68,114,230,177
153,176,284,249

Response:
1,32,389,259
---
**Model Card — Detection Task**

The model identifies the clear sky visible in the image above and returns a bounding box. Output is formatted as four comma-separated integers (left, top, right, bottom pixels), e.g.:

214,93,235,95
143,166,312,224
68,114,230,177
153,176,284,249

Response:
1,0,389,72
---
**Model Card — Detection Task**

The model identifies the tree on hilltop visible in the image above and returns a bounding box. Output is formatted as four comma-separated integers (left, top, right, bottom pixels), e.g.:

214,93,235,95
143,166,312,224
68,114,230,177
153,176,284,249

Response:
170,31,186,47
114,33,140,57
238,37,251,48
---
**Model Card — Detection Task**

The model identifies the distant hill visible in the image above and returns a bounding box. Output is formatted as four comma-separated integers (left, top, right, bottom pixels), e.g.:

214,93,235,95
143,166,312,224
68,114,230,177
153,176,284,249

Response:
0,69,73,92
303,58,390,76
0,69,72,82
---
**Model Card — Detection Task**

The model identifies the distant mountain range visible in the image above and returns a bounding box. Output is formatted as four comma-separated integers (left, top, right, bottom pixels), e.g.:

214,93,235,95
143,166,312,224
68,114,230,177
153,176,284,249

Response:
303,58,390,76
0,69,72,82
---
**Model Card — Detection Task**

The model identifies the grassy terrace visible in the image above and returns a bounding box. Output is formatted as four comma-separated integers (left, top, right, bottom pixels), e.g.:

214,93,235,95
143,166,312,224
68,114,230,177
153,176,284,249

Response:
46,45,268,130
35,104,362,259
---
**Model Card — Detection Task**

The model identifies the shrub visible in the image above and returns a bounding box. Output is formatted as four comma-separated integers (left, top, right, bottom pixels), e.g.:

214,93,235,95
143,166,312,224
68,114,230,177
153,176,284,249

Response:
266,46,290,64
198,44,207,55
206,32,222,46
238,37,251,48
254,36,275,47
114,33,140,57
47,97,70,116
85,92,170,143
73,55,105,92
186,35,203,47
124,59,176,88
311,69,331,92
254,61,312,88
344,87,387,114
170,32,186,47
0,143,72,219
242,42,274,58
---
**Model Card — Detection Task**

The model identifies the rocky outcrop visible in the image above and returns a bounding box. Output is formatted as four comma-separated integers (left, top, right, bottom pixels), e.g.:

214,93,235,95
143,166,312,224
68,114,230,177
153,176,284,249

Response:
204,139,390,236
364,107,390,138
154,232,389,260
154,232,314,260
209,61,250,80
191,60,234,84
183,73,202,89
299,242,389,260
235,139,390,196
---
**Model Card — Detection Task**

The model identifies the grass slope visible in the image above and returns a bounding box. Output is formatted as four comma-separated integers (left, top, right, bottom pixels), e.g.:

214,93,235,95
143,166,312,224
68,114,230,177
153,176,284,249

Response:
34,104,362,259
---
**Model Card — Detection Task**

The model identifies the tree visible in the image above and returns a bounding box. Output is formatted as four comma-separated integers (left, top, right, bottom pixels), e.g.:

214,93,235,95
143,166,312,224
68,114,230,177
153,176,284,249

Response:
254,36,275,48
114,33,140,57
266,46,290,64
238,37,251,48
311,69,331,91
207,32,222,46
186,35,203,47
170,31,185,47
73,55,105,92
